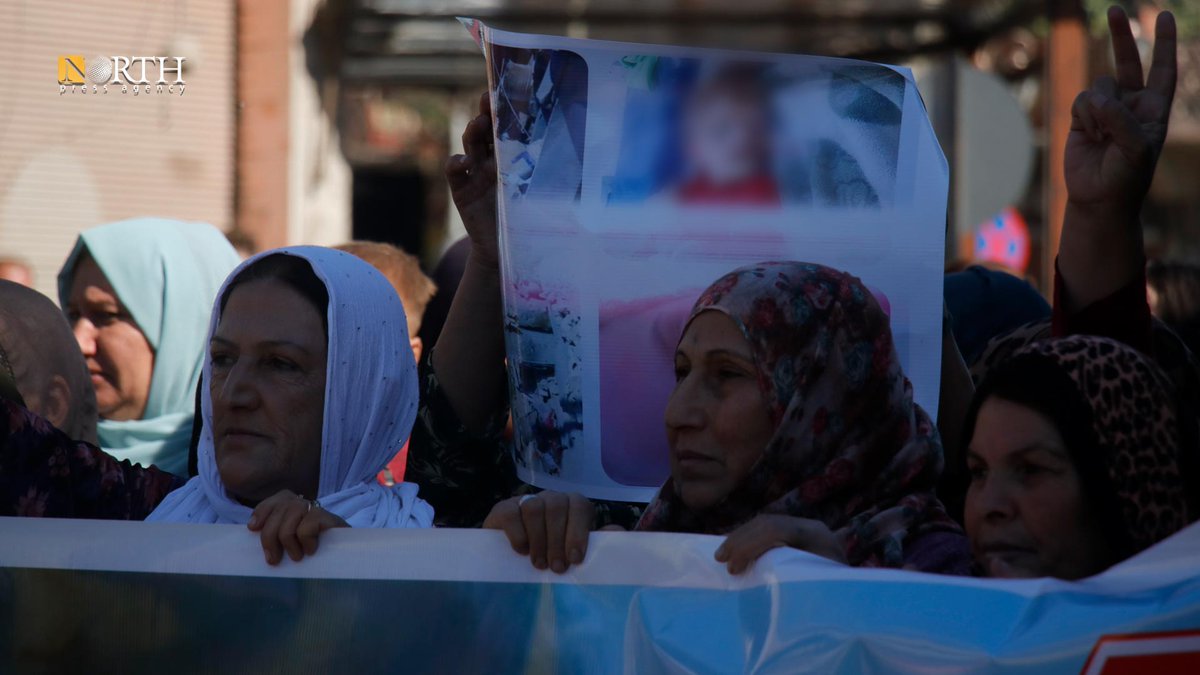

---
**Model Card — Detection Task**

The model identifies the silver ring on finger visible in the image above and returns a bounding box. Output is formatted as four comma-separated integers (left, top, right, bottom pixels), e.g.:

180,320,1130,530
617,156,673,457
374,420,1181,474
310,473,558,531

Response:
518,494,538,507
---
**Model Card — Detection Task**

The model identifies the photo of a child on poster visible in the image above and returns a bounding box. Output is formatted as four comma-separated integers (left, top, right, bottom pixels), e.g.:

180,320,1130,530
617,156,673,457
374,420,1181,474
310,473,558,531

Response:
475,21,946,502
603,57,904,208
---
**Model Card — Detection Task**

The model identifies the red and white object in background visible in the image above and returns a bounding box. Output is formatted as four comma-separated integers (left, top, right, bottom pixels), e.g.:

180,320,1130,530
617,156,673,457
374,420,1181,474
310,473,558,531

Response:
975,207,1031,274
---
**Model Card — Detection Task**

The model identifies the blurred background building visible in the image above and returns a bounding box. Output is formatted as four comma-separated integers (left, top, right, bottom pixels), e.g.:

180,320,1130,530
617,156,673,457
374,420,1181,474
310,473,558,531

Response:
1,0,1197,301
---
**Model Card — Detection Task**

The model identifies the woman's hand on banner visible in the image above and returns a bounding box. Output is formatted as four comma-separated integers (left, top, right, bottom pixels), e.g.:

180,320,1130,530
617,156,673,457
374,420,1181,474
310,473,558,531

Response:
447,92,500,271
248,489,349,566
715,515,847,574
484,491,595,573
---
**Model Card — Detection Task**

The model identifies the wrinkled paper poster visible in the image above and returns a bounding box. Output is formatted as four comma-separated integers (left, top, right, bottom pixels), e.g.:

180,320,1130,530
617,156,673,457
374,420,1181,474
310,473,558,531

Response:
468,21,948,501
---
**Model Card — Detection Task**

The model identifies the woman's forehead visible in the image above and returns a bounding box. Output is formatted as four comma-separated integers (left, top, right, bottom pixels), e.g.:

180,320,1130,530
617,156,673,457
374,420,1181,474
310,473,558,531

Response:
69,254,114,293
973,397,1067,453
680,311,751,356
217,280,326,346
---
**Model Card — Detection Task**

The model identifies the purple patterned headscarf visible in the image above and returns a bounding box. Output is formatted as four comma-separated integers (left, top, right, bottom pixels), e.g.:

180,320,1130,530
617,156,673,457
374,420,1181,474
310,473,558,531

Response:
637,262,960,568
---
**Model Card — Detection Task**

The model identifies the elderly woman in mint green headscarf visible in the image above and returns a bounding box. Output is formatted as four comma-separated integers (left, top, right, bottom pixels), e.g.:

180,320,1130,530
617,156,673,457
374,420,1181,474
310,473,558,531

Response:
58,218,241,476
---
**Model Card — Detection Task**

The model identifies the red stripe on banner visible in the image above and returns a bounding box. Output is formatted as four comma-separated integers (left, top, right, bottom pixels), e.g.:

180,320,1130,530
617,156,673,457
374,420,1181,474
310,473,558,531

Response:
1081,629,1200,675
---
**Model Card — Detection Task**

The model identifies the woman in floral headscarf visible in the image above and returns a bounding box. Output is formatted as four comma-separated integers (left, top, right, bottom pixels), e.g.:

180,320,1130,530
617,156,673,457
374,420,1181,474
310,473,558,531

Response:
487,262,970,575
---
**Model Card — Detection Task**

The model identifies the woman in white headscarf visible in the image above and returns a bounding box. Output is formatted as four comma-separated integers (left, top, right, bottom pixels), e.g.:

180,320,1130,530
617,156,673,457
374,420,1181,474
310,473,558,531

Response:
148,247,433,563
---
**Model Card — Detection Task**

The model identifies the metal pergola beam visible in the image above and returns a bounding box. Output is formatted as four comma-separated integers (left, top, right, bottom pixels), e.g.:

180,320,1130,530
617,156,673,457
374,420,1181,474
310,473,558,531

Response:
339,0,1043,82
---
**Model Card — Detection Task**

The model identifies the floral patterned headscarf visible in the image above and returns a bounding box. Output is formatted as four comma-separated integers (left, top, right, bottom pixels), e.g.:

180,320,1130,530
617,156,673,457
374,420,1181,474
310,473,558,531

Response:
637,262,959,567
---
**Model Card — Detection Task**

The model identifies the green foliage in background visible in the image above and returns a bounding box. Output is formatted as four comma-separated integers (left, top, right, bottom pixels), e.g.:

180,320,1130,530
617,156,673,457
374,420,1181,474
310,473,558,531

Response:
1084,0,1200,38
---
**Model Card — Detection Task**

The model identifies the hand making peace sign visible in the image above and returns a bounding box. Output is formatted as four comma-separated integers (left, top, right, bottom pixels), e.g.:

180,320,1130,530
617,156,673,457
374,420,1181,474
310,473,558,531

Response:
1066,6,1176,217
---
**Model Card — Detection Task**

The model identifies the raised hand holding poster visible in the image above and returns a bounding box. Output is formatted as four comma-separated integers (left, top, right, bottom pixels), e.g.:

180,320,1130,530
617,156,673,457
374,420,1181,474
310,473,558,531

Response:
469,21,948,501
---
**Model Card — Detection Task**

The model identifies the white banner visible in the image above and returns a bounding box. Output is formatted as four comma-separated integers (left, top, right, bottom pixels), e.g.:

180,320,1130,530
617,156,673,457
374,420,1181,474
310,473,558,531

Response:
2,517,1198,673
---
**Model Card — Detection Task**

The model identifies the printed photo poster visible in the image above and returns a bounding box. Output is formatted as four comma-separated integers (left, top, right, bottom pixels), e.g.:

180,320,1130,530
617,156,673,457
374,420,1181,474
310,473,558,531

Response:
467,20,948,502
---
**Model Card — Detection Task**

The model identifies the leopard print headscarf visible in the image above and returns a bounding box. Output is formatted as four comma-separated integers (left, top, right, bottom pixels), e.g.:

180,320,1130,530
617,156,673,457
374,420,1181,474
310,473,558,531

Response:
1013,336,1192,551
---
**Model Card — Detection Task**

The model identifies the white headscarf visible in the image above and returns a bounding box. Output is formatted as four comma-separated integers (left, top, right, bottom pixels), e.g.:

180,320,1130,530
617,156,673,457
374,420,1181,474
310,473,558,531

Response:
147,247,434,528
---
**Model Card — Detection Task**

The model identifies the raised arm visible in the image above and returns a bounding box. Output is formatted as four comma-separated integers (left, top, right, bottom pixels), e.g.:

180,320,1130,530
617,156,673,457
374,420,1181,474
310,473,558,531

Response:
433,93,510,434
1058,7,1176,314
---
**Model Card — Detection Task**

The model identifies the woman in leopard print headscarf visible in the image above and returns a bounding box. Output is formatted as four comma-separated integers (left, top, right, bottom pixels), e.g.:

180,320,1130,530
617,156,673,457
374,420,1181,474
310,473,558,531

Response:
962,335,1195,579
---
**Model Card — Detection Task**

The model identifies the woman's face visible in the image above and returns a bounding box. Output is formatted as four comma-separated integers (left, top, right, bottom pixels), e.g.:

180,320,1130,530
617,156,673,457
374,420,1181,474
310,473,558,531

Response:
965,397,1115,580
65,254,155,421
209,278,327,505
665,311,776,512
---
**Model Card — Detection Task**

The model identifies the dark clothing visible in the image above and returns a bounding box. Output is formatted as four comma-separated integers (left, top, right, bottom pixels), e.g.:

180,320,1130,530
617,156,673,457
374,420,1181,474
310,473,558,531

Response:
418,237,472,351
903,531,974,576
402,351,520,528
0,399,184,520
1051,261,1153,354
405,350,644,529
944,265,1050,365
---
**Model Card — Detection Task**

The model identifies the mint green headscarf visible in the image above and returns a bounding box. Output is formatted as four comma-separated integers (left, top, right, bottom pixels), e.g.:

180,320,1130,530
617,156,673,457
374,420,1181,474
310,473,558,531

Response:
58,218,241,476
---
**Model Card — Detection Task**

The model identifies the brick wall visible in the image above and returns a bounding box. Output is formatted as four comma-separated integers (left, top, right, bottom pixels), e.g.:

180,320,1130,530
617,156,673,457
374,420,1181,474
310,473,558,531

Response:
0,1,236,300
